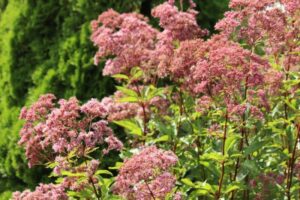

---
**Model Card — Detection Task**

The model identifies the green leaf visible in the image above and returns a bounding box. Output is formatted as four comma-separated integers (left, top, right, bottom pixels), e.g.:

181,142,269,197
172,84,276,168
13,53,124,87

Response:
201,152,226,162
196,181,214,192
225,135,241,154
130,67,143,79
240,160,259,176
144,86,165,100
181,178,196,187
271,103,280,117
46,161,58,169
154,121,172,135
61,171,86,177
284,99,297,111
199,161,220,177
113,119,143,136
116,86,138,97
225,184,240,194
103,196,125,200
95,170,113,176
190,182,215,196
112,74,129,80
152,135,170,143
99,177,114,188
85,147,99,155
291,184,300,193
109,162,123,170
244,140,268,156
192,189,209,196
116,96,139,103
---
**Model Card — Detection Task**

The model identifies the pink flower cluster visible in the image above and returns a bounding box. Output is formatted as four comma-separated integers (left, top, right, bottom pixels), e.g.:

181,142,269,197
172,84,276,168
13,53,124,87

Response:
216,0,300,67
169,34,274,117
148,1,207,78
90,8,158,75
189,35,268,95
100,92,139,121
134,172,177,200
19,94,123,167
91,0,207,77
152,2,207,41
12,183,67,200
113,146,178,200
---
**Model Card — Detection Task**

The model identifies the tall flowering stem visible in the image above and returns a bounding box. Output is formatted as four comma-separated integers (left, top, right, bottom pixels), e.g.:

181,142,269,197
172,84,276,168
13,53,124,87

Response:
286,123,300,200
82,144,102,200
216,110,228,199
284,44,299,200
134,84,148,137
231,46,253,199
85,159,101,200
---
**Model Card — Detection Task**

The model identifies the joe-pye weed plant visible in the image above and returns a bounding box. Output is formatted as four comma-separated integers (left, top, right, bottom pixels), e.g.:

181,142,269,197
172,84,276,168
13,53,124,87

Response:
12,0,300,199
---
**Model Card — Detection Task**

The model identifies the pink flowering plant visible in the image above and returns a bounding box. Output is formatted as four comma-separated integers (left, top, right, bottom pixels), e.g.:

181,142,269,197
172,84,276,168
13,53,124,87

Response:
13,0,300,199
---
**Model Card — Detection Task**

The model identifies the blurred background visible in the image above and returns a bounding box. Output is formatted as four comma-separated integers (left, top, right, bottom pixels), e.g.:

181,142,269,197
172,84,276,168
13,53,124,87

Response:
0,0,228,198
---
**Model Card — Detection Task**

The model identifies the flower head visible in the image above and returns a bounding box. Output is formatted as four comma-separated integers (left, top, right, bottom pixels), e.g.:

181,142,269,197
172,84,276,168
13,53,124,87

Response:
19,94,122,167
13,184,67,200
114,146,178,199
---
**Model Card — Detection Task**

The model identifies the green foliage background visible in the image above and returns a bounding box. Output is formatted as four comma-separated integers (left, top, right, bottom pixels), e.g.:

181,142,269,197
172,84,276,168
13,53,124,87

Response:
0,0,228,198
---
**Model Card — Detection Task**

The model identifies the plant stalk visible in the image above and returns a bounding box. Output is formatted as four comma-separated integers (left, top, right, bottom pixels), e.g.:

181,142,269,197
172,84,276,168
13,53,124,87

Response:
216,111,228,199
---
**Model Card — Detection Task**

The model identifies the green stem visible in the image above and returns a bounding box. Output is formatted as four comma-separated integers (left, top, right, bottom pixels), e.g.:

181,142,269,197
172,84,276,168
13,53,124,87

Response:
134,84,148,139
216,111,228,199
286,124,300,200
